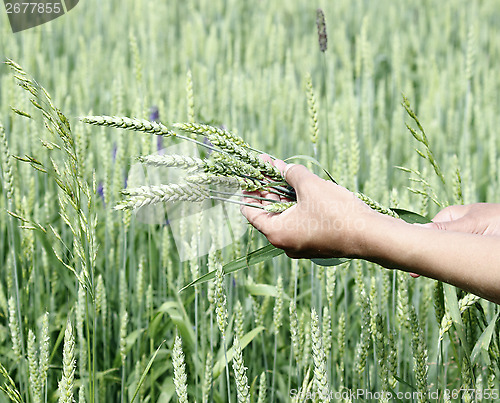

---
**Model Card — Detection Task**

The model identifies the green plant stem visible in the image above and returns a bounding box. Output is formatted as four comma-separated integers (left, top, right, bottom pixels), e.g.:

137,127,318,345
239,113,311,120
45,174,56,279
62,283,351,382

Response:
194,286,199,399
6,205,27,401
120,224,128,403
85,291,94,403
271,333,278,403
321,53,330,168
222,336,232,403
209,197,267,210
209,190,279,203
121,364,126,403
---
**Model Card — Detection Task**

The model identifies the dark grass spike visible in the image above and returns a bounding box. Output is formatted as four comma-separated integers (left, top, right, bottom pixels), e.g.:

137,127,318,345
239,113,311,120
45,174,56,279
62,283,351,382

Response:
316,9,327,52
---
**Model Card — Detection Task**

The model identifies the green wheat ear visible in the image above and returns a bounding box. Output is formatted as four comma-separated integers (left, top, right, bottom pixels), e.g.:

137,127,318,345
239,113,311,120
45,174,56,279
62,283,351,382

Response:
232,335,250,403
174,122,250,148
402,95,446,185
58,320,76,403
305,72,319,156
81,115,176,137
172,335,188,403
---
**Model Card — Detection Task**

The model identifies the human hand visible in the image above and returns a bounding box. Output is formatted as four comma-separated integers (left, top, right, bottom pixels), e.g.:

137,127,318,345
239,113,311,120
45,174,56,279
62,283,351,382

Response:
421,203,500,236
240,156,377,259
409,203,500,278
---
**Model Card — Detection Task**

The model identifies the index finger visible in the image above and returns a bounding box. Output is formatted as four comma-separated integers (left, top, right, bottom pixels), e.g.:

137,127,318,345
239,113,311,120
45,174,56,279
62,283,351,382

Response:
432,205,471,223
240,203,273,235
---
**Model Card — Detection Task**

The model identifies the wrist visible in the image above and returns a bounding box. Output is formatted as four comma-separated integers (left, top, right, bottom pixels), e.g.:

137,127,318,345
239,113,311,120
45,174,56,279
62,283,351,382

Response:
350,211,403,262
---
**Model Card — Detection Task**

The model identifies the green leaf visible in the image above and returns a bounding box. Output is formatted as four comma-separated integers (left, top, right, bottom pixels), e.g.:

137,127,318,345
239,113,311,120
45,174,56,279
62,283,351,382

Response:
392,375,417,391
158,378,176,403
130,340,166,403
471,312,499,366
392,208,430,224
156,302,196,352
213,326,265,379
443,284,470,355
179,244,284,291
245,283,290,299
311,258,349,266
443,285,463,327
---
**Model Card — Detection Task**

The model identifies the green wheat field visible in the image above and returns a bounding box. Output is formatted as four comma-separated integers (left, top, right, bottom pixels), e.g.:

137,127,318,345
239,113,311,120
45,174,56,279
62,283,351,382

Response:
1,0,500,401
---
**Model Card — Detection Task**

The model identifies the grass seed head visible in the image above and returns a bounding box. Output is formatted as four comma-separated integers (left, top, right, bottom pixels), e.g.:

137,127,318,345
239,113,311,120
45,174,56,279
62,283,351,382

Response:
202,351,213,403
232,335,250,403
39,313,50,393
311,308,329,401
273,276,284,335
27,329,41,402
138,154,205,170
172,335,189,403
174,122,249,148
58,321,75,403
116,183,209,210
257,372,267,403
81,116,176,137
289,298,302,365
215,264,228,338
316,9,327,52
7,297,22,361
119,311,128,365
0,123,15,203
264,201,296,214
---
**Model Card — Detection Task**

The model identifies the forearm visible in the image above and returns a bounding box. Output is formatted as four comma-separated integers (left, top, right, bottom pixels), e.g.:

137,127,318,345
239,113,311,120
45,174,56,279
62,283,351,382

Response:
359,214,500,304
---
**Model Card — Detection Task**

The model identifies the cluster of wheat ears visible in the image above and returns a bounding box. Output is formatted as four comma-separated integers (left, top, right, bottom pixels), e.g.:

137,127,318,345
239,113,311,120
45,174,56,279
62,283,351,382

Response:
81,116,297,214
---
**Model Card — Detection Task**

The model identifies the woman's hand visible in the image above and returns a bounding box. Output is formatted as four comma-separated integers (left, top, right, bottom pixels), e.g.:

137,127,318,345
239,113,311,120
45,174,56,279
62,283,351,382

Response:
240,157,377,259
422,203,500,236
409,203,500,278
240,158,500,303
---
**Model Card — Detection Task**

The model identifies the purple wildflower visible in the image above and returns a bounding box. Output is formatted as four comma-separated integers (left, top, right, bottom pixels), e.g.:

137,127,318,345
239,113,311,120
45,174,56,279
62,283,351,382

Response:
97,181,105,205
149,106,164,152
149,106,160,122
203,136,213,155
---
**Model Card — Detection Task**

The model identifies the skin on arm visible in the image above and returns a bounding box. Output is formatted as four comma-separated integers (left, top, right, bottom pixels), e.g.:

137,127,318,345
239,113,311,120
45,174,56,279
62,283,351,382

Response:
241,158,500,304
410,203,500,278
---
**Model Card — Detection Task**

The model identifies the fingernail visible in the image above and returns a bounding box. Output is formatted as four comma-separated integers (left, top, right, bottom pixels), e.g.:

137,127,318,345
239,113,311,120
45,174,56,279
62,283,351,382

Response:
284,163,295,178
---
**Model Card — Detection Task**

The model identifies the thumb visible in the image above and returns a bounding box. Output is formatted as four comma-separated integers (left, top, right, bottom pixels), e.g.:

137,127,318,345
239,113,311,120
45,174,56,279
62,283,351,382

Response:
284,164,318,190
432,204,470,223
420,218,471,232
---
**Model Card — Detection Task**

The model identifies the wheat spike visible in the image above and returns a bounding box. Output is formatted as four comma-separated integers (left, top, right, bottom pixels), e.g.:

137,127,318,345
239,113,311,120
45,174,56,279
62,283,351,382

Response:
116,183,209,210
172,335,189,403
81,115,175,137
138,154,205,170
